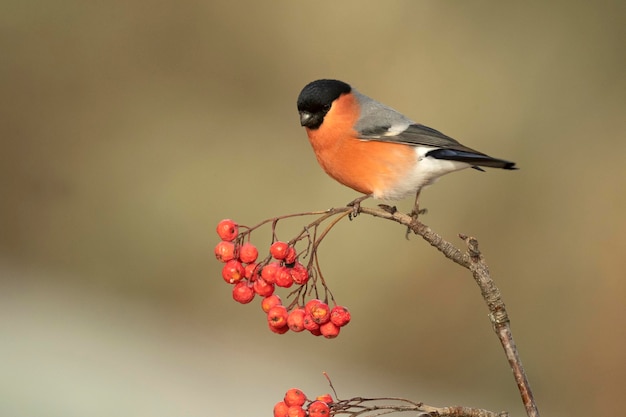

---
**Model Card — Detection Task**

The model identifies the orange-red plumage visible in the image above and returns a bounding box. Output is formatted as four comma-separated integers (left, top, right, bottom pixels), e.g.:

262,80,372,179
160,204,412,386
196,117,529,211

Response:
304,92,417,197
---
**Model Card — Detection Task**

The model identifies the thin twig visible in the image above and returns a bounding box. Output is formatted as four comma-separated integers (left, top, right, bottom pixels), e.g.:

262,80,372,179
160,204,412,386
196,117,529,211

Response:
331,396,508,417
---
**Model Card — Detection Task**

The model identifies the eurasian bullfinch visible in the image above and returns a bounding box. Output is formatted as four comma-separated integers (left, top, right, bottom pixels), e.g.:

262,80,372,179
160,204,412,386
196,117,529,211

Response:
297,79,516,215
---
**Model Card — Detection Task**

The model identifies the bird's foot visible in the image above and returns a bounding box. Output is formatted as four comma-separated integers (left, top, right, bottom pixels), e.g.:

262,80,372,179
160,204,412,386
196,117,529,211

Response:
347,195,370,219
409,207,428,219
405,205,427,239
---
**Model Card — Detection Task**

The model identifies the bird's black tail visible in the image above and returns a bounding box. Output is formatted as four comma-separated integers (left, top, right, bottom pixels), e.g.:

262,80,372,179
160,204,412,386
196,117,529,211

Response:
426,149,517,170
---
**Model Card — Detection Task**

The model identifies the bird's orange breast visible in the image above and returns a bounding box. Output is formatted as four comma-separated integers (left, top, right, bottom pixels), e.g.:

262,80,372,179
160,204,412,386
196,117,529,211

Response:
305,93,416,198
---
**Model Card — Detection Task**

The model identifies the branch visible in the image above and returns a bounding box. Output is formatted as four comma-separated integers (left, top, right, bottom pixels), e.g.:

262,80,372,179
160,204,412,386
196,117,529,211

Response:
356,205,540,417
320,371,508,417
331,396,509,417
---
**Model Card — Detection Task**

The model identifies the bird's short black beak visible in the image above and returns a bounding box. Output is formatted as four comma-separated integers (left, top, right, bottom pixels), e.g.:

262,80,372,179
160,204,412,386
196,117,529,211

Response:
299,111,312,127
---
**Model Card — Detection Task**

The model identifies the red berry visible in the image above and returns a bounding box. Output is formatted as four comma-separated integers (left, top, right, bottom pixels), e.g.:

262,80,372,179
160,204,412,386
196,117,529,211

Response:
305,299,321,315
273,401,289,417
261,294,282,313
275,266,294,288
306,300,330,324
320,321,340,339
261,262,281,284
222,259,245,283
287,405,306,417
232,281,255,304
238,242,258,263
284,246,297,264
303,313,320,332
284,388,307,407
267,305,289,328
216,219,238,242
289,262,309,285
287,308,306,332
253,277,275,297
316,394,333,404
214,241,235,262
308,400,331,417
309,326,322,336
268,322,289,334
330,305,351,327
270,241,289,260
244,263,260,280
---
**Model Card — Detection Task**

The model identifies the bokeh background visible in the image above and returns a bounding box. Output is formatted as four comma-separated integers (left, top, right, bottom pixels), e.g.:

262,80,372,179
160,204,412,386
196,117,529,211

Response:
1,1,625,416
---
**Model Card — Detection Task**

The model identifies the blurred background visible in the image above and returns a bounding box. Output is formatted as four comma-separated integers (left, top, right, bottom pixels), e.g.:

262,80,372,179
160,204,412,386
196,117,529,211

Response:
1,1,625,416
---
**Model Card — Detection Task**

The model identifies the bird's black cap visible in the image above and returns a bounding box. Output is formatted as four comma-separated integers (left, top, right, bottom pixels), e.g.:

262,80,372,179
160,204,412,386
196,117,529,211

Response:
297,79,351,129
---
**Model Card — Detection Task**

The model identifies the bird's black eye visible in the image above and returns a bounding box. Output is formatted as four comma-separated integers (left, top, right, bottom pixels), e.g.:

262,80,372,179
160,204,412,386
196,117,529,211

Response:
323,104,331,112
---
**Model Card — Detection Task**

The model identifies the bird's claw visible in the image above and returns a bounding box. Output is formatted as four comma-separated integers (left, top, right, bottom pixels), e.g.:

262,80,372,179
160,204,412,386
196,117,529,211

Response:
410,207,428,219
348,201,360,220
347,195,370,220
405,207,427,239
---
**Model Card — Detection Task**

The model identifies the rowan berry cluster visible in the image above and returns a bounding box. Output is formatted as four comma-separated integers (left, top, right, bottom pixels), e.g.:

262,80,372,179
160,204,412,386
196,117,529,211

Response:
273,388,333,417
263,294,350,338
214,218,351,338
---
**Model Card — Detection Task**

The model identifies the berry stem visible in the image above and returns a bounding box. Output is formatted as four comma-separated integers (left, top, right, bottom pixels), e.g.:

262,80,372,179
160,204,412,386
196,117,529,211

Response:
241,209,335,237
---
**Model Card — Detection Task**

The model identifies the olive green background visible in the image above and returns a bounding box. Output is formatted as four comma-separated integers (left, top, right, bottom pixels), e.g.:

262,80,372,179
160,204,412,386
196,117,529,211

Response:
1,2,625,416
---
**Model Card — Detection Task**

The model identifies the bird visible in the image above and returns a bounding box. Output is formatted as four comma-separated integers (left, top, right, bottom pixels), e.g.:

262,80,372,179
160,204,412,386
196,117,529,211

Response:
296,79,517,217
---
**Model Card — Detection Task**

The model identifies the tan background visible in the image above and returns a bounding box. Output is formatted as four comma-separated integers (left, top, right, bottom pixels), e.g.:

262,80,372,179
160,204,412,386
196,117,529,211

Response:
1,1,625,416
